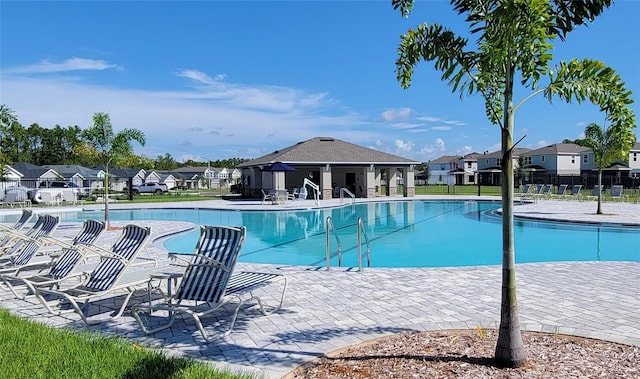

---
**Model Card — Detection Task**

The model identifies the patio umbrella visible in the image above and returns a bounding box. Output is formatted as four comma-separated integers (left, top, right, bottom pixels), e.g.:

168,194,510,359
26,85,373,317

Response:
263,162,297,172
263,162,296,191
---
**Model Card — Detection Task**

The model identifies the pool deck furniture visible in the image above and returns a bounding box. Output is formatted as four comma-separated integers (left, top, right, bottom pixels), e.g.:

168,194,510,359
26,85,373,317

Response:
33,224,152,324
0,197,638,378
0,214,60,274
0,219,106,300
132,225,287,342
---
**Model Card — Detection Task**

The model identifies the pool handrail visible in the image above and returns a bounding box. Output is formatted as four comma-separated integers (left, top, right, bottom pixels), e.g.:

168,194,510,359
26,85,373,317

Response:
340,187,355,204
325,216,342,270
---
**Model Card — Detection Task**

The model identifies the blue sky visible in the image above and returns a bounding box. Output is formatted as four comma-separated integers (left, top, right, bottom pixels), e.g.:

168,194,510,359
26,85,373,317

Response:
1,1,638,163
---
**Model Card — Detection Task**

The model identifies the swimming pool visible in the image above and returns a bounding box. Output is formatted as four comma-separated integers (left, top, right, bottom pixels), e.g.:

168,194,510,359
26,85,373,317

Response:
15,200,640,268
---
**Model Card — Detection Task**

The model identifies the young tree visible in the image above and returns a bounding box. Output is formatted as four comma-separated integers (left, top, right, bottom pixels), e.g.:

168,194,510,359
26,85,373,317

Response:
392,0,635,367
578,121,636,214
82,113,145,226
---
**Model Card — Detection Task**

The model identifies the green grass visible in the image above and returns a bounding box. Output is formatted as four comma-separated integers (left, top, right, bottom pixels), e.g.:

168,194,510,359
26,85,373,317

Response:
414,185,502,196
0,309,250,379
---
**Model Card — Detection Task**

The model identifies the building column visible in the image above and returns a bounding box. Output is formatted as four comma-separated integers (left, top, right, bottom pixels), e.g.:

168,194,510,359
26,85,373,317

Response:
366,164,376,198
404,165,415,197
321,164,332,200
388,167,398,196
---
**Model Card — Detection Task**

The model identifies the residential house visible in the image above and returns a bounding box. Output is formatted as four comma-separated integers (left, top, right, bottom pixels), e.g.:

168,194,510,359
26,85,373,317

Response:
449,153,480,185
170,166,212,190
426,156,458,185
477,148,531,186
44,164,105,192
0,165,25,198
521,143,588,185
11,162,62,189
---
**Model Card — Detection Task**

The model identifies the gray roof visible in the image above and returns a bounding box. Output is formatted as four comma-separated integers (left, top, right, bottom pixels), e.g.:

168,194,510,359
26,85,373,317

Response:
238,137,419,167
481,148,531,159
428,155,458,164
527,143,590,155
43,164,102,180
11,162,61,180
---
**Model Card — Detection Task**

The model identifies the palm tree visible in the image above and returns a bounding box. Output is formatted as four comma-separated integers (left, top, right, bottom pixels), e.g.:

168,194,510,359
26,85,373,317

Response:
82,113,145,226
578,121,636,214
392,0,635,367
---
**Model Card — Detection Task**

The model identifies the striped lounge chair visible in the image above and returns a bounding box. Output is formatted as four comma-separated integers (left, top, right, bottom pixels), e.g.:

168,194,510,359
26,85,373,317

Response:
0,219,106,299
34,224,152,324
0,214,60,274
132,225,287,342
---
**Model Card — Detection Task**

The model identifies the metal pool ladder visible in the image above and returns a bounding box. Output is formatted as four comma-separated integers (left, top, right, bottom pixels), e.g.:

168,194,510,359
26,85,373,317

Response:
325,216,371,272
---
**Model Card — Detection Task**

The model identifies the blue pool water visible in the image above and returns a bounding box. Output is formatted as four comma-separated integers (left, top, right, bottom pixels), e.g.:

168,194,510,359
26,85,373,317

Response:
20,201,640,268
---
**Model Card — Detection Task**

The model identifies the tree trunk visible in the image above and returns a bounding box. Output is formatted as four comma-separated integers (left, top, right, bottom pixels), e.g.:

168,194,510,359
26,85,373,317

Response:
495,65,527,367
104,166,110,227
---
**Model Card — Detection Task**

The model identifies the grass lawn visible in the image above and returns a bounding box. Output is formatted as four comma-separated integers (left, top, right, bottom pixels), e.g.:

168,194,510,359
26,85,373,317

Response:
0,309,250,379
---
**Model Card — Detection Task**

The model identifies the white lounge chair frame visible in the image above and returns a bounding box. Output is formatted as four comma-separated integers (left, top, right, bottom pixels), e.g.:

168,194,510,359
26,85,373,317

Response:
132,225,287,342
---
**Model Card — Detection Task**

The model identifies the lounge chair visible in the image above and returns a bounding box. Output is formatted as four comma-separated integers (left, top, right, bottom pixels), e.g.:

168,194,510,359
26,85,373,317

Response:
552,184,569,198
519,184,534,202
1,192,30,208
34,224,152,324
131,225,287,342
0,219,106,299
586,185,603,200
0,209,33,248
39,191,60,206
0,214,60,274
609,185,627,202
534,184,553,199
568,185,583,199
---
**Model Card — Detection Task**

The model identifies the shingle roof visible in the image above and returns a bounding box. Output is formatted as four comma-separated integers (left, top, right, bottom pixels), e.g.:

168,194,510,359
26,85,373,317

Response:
11,162,60,179
428,155,458,164
527,143,590,155
44,164,103,179
481,148,531,159
238,137,419,166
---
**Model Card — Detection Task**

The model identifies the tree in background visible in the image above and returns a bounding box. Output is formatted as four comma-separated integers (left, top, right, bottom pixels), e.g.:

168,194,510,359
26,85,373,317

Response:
392,0,635,367
82,113,145,226
577,121,636,214
0,105,18,168
415,162,430,184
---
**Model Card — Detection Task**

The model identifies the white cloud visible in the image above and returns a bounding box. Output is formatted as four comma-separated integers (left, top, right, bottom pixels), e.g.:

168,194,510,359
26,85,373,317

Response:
394,139,414,152
430,126,452,131
381,107,412,122
392,122,422,130
435,138,445,151
5,57,120,74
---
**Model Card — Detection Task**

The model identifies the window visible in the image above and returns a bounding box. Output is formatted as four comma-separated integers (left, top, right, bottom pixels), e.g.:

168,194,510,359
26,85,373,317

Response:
486,159,489,164
438,175,443,181
571,156,575,164
468,175,474,183
524,156,531,165
467,162,472,168
541,155,545,162
497,158,502,167
634,153,637,162
583,154,589,164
